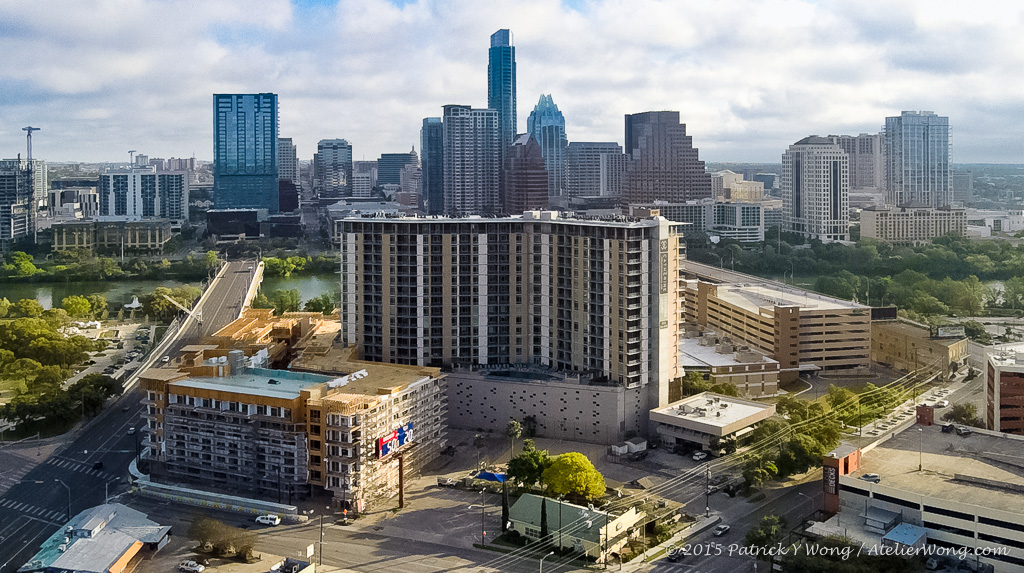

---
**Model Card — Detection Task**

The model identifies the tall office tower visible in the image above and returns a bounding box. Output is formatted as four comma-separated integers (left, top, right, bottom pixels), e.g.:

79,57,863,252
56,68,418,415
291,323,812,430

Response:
352,161,377,198
488,29,517,155
781,136,849,242
828,133,882,191
884,111,951,208
213,93,279,212
526,95,568,198
278,137,299,184
502,134,548,214
377,149,418,187
623,111,711,203
952,169,974,205
97,167,190,224
314,139,353,198
134,154,149,167
0,158,44,253
398,164,422,207
566,142,625,197
337,211,686,421
442,105,500,215
420,118,444,215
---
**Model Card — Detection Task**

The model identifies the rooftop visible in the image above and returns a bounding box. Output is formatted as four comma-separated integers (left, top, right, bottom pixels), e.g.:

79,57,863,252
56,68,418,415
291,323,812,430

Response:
987,343,1024,368
651,392,776,432
698,280,867,312
874,320,966,347
848,424,1024,516
19,503,169,573
170,368,335,400
677,337,777,369
339,210,665,228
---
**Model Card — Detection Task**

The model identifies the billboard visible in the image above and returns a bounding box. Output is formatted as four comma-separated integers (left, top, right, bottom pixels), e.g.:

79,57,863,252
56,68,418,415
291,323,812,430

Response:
378,422,413,458
936,326,966,339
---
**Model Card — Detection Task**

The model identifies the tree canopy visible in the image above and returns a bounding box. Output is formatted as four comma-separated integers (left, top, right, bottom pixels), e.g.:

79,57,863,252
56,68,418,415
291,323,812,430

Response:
541,452,606,501
507,439,552,488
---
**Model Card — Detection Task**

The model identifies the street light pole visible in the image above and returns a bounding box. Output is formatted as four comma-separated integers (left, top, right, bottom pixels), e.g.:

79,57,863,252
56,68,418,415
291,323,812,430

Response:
54,479,71,522
540,550,555,573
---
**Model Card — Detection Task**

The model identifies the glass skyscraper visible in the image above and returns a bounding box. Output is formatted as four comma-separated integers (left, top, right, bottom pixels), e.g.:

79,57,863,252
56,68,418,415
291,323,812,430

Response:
421,117,444,215
213,93,279,213
488,30,516,154
527,94,568,198
883,111,951,208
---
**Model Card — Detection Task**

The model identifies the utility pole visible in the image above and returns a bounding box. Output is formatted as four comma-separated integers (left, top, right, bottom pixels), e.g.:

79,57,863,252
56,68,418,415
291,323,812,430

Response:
705,463,711,518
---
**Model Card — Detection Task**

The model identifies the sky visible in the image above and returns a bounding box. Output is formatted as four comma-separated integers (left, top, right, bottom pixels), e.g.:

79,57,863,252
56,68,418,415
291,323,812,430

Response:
1,0,1022,164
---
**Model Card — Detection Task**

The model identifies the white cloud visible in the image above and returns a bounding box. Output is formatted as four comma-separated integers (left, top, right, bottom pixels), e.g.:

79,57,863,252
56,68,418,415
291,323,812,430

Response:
0,0,1021,163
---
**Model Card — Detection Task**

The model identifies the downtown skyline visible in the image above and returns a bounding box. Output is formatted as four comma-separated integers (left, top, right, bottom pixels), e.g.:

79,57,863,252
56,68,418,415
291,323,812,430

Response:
1,0,1022,164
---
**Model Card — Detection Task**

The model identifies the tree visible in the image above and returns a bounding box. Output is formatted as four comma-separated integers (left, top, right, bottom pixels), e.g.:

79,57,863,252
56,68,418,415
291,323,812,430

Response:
541,452,605,501
941,403,983,427
507,441,552,488
506,419,522,459
86,295,108,320
270,289,301,314
745,514,787,560
204,250,219,272
303,293,337,314
0,297,11,318
14,299,44,318
61,295,92,319
540,496,549,540
742,456,779,488
251,292,274,310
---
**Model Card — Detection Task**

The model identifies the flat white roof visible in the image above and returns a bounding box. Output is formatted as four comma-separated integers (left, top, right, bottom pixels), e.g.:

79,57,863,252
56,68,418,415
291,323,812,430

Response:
701,280,866,312
651,392,776,437
678,338,778,369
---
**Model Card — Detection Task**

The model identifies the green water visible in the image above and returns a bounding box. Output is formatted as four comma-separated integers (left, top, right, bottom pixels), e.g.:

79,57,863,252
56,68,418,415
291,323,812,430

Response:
0,273,338,309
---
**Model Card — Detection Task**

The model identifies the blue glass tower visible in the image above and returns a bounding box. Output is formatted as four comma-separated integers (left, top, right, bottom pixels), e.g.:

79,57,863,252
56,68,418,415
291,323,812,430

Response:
488,30,516,154
421,117,444,215
527,94,568,198
213,93,279,212
884,111,950,208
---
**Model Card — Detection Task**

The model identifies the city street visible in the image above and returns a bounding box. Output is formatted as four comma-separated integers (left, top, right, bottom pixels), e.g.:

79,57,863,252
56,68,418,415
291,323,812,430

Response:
0,261,254,573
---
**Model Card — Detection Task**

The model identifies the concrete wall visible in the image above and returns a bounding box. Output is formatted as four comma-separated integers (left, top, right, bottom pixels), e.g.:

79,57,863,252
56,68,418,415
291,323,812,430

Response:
447,370,646,444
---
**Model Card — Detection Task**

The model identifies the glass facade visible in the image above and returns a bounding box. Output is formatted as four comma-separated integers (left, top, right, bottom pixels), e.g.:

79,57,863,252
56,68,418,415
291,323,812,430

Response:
527,95,568,198
488,30,517,153
884,111,951,208
213,93,279,212
421,118,444,215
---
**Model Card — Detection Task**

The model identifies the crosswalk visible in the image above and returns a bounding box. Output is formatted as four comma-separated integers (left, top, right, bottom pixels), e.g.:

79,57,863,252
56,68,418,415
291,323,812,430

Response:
44,457,117,480
0,498,63,521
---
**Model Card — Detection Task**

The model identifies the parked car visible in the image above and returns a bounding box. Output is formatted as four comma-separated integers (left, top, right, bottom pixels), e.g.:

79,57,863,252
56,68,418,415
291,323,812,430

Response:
712,524,731,536
956,426,973,436
92,461,103,470
859,473,881,483
161,355,170,363
935,400,950,408
437,477,457,487
629,450,649,461
672,444,693,456
127,427,136,435
941,423,956,433
255,514,282,526
692,451,708,461
179,561,205,573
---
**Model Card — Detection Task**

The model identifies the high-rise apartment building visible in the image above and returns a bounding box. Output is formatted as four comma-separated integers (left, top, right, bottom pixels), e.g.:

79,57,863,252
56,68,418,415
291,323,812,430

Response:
623,111,711,203
377,150,418,187
278,137,298,184
97,167,189,224
829,133,882,191
566,142,625,197
781,136,849,242
0,158,44,253
527,95,568,198
503,134,548,214
337,211,687,421
420,118,444,215
314,139,353,198
213,93,279,212
352,161,377,198
884,111,951,208
488,29,516,154
442,105,500,215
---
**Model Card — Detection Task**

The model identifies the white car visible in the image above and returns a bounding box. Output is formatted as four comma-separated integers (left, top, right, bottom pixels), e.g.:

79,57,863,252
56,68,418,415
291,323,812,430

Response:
692,451,708,461
179,561,205,573
255,514,281,526
935,400,950,408
712,524,731,536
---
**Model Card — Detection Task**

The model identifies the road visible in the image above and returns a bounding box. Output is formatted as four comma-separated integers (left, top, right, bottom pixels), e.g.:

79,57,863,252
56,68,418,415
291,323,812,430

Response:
0,260,257,572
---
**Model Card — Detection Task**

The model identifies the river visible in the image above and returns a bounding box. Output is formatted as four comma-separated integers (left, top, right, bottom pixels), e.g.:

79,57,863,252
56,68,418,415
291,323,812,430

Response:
0,273,338,309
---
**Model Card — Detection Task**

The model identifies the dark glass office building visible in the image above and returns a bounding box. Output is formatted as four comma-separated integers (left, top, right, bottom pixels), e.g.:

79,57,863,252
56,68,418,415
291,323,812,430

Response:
488,29,517,153
213,93,279,213
421,117,444,215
